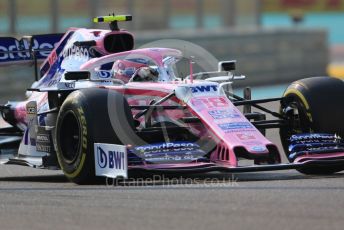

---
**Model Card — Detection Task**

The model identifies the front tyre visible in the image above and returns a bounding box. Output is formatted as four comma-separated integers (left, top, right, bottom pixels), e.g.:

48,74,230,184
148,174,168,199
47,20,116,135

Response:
280,77,344,174
55,88,136,184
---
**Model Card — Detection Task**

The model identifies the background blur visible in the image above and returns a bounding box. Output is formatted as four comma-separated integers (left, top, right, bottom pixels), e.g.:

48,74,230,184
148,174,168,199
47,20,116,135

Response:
0,0,343,101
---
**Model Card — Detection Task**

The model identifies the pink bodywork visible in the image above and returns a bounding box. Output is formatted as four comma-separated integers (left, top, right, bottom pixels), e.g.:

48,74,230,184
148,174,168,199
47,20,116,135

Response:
79,48,282,167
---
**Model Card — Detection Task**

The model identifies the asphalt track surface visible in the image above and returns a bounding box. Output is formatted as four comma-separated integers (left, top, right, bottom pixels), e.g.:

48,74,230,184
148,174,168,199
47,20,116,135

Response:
0,102,343,230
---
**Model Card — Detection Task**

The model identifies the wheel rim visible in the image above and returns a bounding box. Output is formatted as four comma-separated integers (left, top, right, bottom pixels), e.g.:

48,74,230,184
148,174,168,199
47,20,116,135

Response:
281,97,313,158
59,111,82,164
289,100,312,135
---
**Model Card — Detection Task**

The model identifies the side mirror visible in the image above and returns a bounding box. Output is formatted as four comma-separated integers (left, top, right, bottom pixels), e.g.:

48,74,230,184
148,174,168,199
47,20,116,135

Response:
205,75,233,82
218,60,236,72
64,71,90,81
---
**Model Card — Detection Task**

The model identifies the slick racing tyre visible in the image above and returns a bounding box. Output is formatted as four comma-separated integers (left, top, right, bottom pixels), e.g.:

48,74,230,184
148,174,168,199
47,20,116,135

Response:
280,76,344,174
55,88,138,184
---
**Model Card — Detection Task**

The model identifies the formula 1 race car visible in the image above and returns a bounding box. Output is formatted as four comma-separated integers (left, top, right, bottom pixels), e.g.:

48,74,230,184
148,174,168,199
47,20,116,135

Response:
0,15,343,184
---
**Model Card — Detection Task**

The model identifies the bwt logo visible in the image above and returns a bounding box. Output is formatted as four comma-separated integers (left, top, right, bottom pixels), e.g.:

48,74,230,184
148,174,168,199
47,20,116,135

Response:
96,70,112,79
191,85,218,93
96,146,125,170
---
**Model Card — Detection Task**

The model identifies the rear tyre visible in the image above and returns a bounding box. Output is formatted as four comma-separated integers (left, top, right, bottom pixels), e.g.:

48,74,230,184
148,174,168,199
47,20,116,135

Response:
55,88,138,184
280,77,344,174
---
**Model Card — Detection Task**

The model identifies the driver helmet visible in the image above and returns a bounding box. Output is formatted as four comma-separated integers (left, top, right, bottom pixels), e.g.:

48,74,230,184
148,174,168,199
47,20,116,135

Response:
112,59,148,83
131,67,159,82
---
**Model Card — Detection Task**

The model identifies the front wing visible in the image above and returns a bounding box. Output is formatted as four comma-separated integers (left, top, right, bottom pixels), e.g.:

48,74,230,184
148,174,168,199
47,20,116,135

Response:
128,158,344,174
2,153,344,175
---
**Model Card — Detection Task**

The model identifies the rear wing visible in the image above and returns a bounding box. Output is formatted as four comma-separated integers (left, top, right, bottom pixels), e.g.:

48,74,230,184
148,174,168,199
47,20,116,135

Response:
0,34,64,66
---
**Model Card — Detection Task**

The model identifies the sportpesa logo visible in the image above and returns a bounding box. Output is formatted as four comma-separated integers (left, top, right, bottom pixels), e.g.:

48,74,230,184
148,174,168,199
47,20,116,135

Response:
0,39,57,60
62,45,89,61
134,142,199,153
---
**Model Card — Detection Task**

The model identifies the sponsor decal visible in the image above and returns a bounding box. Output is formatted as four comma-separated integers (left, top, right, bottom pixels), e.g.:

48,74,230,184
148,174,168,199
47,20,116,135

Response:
26,100,38,115
26,106,37,115
57,81,75,89
78,108,87,151
191,85,218,94
36,135,49,142
0,35,61,62
133,142,200,155
45,69,65,87
191,96,229,110
0,39,30,60
36,145,50,153
190,98,207,110
94,143,128,179
96,70,112,79
64,82,75,89
26,101,38,146
40,32,74,77
48,50,58,65
237,133,256,141
290,133,337,143
209,110,240,119
250,146,267,152
62,45,89,61
131,142,205,163
143,154,204,163
218,122,254,133
36,127,53,153
47,79,59,87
